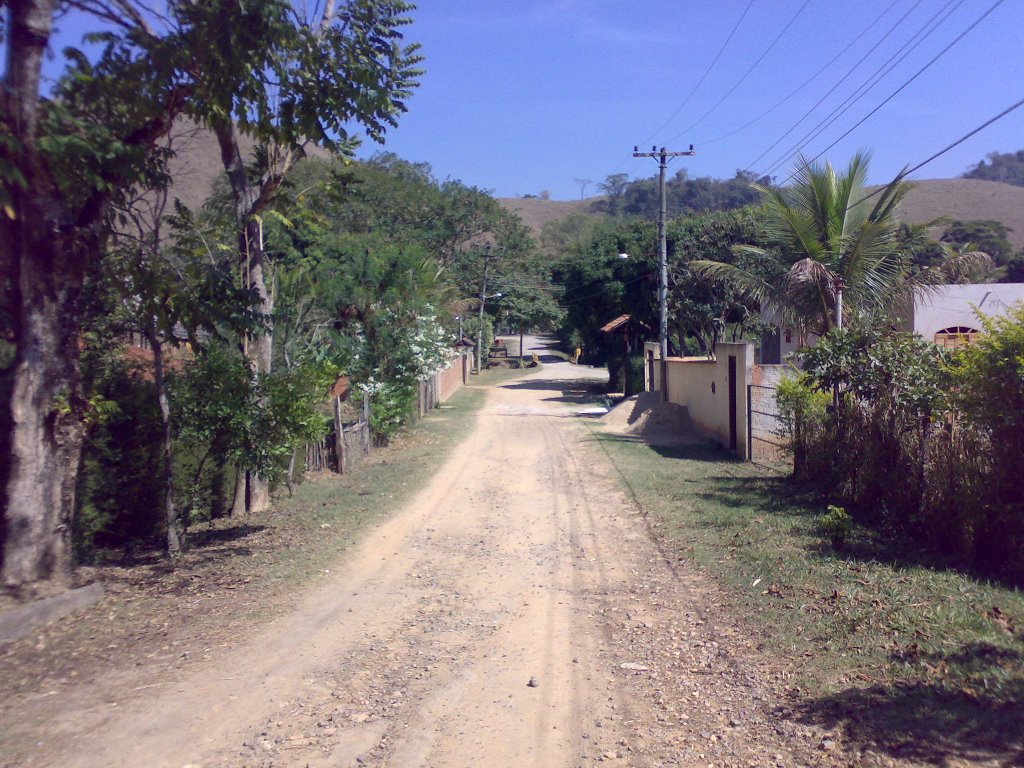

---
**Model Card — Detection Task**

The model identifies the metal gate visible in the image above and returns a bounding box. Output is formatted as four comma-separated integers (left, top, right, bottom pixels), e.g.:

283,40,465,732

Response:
747,383,790,469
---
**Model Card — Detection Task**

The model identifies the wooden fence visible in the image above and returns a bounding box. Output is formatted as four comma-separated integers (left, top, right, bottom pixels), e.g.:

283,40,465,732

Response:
305,394,371,475
307,351,468,476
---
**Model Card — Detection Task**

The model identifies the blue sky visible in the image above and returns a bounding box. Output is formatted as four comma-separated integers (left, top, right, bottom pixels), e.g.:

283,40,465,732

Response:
39,0,1024,201
355,0,1024,199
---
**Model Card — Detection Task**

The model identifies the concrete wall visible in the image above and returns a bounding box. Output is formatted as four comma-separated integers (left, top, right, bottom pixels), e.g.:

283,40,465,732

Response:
897,283,1024,339
649,341,755,457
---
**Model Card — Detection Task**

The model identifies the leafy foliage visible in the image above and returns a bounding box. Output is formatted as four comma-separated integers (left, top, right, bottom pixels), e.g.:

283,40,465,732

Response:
784,311,1024,583
693,153,990,337
590,169,766,219
962,149,1024,187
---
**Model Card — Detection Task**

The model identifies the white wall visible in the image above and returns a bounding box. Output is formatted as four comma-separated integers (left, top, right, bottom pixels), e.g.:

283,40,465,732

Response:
899,283,1024,339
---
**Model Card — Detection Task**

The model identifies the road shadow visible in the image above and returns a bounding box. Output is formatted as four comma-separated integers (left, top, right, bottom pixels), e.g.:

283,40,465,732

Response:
500,378,609,405
588,431,744,463
780,666,1024,766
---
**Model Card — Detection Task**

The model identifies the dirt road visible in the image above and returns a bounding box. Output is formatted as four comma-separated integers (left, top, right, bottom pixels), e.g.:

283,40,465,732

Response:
10,340,845,767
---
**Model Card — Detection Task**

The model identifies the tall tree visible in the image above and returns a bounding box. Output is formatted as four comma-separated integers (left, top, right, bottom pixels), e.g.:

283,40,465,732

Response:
0,0,420,589
200,2,421,512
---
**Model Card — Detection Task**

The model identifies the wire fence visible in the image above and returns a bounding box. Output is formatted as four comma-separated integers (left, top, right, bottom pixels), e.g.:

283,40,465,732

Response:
747,383,791,472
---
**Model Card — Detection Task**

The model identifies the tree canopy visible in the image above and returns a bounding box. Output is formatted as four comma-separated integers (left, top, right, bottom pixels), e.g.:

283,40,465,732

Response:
962,149,1024,187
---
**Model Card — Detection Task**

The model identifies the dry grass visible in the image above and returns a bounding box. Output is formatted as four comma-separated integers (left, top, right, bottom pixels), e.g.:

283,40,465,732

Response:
895,177,1024,249
496,196,602,236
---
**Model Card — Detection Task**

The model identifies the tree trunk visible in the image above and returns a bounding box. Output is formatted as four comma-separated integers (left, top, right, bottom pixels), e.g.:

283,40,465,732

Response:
146,328,180,554
212,124,278,514
230,467,247,517
2,0,82,592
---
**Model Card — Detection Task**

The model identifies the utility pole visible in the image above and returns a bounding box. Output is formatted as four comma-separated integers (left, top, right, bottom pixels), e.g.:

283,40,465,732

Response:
833,276,844,410
632,145,696,401
476,246,491,375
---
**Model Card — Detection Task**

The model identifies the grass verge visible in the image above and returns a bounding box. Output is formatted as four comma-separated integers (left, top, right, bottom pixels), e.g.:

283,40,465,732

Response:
588,430,1024,764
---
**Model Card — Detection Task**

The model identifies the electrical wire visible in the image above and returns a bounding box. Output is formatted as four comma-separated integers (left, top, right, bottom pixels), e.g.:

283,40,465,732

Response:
745,0,940,177
664,0,813,144
771,0,1006,184
757,0,972,180
848,95,1024,209
695,0,903,148
641,0,755,146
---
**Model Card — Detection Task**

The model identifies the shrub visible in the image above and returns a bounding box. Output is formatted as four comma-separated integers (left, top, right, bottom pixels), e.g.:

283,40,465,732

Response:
948,304,1024,577
787,313,1024,583
818,504,853,550
775,372,830,481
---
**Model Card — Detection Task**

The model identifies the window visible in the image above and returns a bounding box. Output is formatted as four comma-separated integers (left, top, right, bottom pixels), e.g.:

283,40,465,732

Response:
934,326,980,350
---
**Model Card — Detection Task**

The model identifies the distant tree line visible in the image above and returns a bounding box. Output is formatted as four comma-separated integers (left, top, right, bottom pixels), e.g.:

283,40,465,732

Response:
589,169,769,219
962,149,1024,187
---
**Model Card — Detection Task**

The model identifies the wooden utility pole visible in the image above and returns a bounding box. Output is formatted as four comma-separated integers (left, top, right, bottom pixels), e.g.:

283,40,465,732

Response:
632,145,696,401
476,246,492,374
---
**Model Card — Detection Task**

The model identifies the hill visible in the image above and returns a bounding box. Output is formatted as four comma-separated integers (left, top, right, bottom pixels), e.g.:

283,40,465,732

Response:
153,129,1024,253
501,179,1024,251
496,196,600,236
895,178,1024,250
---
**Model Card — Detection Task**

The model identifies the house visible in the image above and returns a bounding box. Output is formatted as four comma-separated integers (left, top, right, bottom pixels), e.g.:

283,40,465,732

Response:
757,307,806,364
895,283,1024,348
757,284,1024,362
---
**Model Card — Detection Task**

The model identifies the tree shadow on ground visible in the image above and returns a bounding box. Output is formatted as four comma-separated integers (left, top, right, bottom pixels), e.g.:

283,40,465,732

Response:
697,471,1020,585
181,543,257,570
186,523,268,548
108,524,268,570
781,661,1024,766
588,433,738,463
501,378,609,405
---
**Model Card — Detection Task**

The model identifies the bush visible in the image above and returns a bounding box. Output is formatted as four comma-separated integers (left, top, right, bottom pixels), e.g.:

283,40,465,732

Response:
818,504,853,550
775,373,830,481
74,350,163,560
365,382,416,444
948,304,1024,576
787,316,1024,583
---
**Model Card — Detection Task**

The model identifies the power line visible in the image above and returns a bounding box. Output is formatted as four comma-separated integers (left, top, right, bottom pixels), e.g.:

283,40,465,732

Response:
604,2,752,186
758,0,969,180
664,0,813,144
777,0,1006,183
848,94,1024,209
642,0,755,146
695,0,902,148
745,0,939,176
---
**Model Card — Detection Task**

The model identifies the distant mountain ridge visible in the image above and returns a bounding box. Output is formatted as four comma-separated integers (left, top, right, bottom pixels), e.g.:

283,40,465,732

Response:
499,178,1024,251
154,125,1024,252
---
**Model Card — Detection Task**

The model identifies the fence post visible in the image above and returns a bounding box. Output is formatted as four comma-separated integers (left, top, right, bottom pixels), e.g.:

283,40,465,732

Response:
334,395,345,474
747,384,753,461
362,395,371,455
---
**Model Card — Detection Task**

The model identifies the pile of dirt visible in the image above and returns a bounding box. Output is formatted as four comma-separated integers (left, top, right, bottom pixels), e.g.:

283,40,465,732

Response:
602,391,697,443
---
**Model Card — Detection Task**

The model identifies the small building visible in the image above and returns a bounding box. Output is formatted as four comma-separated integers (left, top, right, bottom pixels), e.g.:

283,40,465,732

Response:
896,283,1024,348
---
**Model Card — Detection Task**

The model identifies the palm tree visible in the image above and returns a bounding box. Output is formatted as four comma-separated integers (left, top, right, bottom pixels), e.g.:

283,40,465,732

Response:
693,151,987,338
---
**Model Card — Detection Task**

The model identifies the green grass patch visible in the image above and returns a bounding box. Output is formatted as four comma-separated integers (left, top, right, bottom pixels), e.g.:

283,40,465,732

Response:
589,430,1024,763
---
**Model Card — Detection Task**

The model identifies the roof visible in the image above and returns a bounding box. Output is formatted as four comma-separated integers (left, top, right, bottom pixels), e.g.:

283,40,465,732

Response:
329,375,351,400
600,314,632,333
